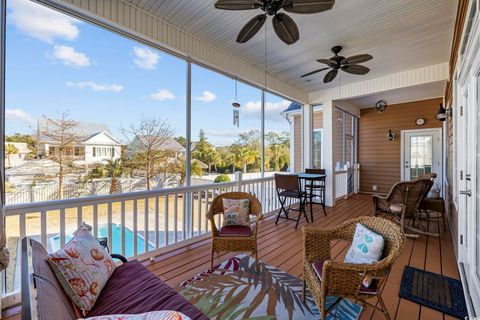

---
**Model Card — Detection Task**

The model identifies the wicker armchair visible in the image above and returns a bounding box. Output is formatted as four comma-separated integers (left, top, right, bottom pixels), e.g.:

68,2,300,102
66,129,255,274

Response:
302,217,405,320
207,192,263,272
373,178,433,235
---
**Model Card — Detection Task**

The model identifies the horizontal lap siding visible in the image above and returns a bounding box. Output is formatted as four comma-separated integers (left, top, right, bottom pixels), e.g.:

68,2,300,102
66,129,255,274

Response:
359,98,442,194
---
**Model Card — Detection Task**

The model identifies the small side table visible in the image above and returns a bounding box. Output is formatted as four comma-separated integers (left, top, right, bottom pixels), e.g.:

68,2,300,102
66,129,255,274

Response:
419,197,447,231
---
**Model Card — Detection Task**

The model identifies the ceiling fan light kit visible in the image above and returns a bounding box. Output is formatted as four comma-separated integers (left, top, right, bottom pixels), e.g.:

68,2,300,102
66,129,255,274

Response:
215,0,335,45
301,46,373,83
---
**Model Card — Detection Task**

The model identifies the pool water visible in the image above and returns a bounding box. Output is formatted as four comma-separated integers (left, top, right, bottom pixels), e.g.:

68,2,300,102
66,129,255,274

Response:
50,223,155,258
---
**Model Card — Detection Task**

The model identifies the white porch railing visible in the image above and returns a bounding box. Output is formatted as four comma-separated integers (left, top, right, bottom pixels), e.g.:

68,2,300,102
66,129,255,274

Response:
2,174,280,301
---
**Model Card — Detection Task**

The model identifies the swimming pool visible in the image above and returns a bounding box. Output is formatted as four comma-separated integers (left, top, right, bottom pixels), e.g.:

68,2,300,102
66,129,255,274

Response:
50,223,155,258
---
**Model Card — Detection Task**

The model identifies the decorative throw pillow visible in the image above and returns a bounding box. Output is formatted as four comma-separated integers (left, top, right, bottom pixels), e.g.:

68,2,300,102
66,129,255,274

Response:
222,198,250,227
344,223,385,287
48,223,116,316
81,311,192,320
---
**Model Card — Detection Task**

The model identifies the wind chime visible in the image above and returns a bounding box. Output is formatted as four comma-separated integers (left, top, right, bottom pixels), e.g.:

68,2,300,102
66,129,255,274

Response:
232,77,240,127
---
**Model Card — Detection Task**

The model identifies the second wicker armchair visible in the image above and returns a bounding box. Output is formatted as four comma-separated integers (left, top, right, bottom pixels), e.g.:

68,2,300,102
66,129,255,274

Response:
207,192,263,272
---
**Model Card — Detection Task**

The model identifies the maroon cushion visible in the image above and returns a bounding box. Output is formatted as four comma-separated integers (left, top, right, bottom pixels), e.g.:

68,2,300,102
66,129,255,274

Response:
219,225,252,237
311,260,378,295
87,261,208,320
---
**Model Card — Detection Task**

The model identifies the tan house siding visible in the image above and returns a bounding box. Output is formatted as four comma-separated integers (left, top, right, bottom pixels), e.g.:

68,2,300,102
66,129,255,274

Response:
446,115,458,256
358,98,443,194
293,111,323,172
293,114,302,172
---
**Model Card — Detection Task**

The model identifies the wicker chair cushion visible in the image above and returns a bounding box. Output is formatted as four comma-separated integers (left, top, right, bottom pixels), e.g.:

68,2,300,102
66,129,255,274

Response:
219,225,252,237
311,261,378,295
48,223,115,316
344,223,385,265
222,198,251,227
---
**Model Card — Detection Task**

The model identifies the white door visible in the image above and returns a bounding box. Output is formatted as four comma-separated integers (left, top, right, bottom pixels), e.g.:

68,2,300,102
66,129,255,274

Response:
401,129,443,189
459,73,480,314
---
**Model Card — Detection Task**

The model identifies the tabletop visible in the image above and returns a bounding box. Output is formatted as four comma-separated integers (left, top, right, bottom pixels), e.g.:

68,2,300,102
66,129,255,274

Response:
297,173,327,179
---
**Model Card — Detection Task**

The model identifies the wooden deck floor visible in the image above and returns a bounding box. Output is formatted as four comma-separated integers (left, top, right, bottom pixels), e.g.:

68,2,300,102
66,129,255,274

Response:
4,194,460,320
146,193,459,320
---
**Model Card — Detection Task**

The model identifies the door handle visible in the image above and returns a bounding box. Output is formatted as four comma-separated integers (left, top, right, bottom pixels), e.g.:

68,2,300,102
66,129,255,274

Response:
460,190,472,197
465,174,471,181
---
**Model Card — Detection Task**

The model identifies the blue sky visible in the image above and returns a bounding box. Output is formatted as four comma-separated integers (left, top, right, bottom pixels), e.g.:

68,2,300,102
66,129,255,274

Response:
5,0,291,146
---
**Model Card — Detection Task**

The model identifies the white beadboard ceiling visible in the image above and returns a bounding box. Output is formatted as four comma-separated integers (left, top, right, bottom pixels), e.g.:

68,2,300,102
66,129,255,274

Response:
124,0,457,93
345,81,446,109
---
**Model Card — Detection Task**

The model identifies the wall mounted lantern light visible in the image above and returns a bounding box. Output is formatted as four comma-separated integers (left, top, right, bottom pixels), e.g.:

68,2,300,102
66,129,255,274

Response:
435,103,451,121
387,129,395,141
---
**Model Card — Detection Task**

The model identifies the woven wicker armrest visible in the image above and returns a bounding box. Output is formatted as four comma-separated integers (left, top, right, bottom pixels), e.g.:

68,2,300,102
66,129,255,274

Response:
303,227,334,262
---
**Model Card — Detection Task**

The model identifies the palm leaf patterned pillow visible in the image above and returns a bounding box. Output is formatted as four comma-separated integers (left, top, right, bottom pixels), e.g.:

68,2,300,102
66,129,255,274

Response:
222,198,250,227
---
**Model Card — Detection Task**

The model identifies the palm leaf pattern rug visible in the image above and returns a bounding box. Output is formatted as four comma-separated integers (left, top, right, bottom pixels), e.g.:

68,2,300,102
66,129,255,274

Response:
175,254,362,320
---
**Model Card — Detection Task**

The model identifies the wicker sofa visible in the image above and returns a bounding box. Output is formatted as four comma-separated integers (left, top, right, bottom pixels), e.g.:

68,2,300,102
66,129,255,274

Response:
21,237,208,320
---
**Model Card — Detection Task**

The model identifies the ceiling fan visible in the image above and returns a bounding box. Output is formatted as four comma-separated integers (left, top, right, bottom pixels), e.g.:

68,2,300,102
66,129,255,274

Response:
214,0,335,45
301,46,373,83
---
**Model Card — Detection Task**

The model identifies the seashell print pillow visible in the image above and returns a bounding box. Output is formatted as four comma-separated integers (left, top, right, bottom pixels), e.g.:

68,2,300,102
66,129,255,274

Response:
81,310,192,320
344,223,385,287
48,223,116,316
222,198,250,227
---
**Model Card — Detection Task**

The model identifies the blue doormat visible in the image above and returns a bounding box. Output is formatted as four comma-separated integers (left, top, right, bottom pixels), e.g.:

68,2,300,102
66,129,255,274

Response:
399,266,468,319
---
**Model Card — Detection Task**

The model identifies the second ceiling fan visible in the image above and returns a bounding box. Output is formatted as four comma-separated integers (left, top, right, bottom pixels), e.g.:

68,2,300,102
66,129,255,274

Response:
214,0,335,45
301,46,373,83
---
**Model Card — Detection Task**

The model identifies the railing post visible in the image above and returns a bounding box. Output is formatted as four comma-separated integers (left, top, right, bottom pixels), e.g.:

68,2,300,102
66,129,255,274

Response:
235,171,243,191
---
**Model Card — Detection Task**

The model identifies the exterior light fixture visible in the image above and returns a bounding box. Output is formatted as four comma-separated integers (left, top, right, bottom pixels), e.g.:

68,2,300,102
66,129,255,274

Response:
375,99,388,113
387,129,395,141
435,103,451,121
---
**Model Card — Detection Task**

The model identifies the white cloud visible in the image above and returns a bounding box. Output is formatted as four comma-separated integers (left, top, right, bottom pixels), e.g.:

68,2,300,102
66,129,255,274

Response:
66,81,123,92
52,45,91,68
6,108,35,124
149,89,175,101
195,91,216,103
52,45,91,67
8,0,80,43
133,46,160,70
205,130,242,138
243,100,291,123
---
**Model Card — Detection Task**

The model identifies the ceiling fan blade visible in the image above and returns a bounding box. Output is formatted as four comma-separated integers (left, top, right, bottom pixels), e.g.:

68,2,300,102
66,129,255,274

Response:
316,58,336,66
323,69,338,83
236,14,266,43
272,13,299,45
214,0,259,10
341,64,370,75
283,0,335,14
341,54,373,65
300,67,330,78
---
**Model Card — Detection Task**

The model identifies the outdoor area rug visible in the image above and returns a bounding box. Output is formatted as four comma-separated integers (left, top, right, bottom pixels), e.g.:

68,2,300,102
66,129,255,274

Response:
174,254,362,320
399,266,468,319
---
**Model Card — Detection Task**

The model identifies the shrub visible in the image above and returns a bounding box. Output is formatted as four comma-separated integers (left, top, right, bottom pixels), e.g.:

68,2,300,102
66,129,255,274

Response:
214,174,231,183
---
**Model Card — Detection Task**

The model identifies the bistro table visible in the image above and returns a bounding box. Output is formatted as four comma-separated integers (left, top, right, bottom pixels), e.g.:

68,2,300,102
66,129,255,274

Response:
298,173,327,221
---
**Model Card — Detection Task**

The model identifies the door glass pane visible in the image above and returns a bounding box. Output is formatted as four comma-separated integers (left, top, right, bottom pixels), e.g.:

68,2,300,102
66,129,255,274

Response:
409,135,432,180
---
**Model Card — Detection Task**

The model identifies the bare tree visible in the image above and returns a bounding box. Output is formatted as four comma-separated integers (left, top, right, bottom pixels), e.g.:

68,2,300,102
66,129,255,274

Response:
40,112,80,199
122,117,174,190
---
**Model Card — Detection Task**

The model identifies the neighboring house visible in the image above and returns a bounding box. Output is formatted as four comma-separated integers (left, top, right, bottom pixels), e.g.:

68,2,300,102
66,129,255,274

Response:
282,102,324,173
37,120,123,165
5,142,31,168
127,135,186,159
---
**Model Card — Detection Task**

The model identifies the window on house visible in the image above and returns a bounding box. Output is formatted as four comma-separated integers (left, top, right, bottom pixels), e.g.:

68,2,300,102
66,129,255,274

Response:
334,107,358,171
313,129,323,169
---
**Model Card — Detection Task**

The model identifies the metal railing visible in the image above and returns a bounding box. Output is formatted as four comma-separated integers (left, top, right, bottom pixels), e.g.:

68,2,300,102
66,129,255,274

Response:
2,173,280,301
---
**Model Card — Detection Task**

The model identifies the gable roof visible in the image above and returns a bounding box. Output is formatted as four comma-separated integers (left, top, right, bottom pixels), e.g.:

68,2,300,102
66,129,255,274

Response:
129,136,186,153
37,119,120,144
282,102,302,114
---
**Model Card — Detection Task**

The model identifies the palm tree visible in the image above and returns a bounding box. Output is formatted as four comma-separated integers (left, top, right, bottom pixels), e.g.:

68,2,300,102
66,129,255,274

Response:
5,144,19,168
84,158,124,194
103,158,124,194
